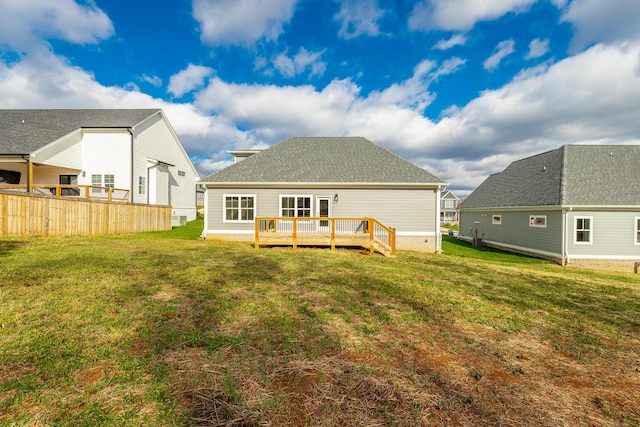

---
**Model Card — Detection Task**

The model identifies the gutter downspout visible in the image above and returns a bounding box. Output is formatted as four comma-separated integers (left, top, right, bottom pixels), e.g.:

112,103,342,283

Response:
128,129,134,203
563,207,572,265
435,185,443,253
21,155,32,193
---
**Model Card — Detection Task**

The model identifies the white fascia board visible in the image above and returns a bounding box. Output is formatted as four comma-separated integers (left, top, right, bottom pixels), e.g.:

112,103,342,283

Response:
0,156,28,162
201,182,446,189
560,205,640,211
459,205,562,212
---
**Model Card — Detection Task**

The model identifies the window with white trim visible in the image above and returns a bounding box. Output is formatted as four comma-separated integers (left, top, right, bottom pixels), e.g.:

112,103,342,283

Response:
529,215,546,228
444,200,455,209
280,195,312,218
492,215,502,225
104,174,114,188
574,216,592,244
224,195,255,222
138,176,146,195
635,217,640,245
91,174,102,193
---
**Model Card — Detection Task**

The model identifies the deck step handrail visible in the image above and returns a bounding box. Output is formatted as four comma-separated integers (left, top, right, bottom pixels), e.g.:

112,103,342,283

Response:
255,217,396,257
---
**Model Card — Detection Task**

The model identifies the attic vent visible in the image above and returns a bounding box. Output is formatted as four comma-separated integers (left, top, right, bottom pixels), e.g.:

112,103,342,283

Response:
178,170,186,176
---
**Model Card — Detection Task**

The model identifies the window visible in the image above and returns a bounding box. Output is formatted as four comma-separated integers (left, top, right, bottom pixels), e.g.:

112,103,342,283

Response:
280,195,311,218
91,174,102,193
104,174,115,189
138,176,146,195
492,215,502,225
178,170,186,177
444,200,455,209
59,175,77,185
224,195,255,222
636,217,640,245
92,174,115,193
529,215,546,228
575,217,592,244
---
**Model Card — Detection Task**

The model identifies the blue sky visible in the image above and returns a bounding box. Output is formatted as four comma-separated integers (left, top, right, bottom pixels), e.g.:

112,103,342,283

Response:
1,0,640,195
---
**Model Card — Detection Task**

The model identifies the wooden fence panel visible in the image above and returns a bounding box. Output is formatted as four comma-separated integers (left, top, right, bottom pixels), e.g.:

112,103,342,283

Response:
0,192,171,238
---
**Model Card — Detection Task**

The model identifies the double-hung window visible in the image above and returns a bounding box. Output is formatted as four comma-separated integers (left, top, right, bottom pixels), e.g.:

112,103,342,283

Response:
280,195,311,218
224,195,255,222
91,174,115,193
444,200,455,209
575,216,592,244
635,217,640,245
138,176,146,195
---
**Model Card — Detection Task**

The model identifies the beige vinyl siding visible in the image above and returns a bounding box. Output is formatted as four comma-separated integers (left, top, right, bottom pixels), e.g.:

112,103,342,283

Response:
205,187,438,234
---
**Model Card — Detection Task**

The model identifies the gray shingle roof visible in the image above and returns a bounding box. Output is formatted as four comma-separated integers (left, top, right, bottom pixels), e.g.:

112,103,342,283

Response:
0,109,161,154
200,137,446,185
460,144,640,208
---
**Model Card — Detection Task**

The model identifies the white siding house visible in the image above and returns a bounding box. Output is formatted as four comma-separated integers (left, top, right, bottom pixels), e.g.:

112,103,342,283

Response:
0,109,199,222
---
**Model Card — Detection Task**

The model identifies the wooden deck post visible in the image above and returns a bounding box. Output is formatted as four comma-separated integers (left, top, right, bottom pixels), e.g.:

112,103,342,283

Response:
368,218,374,254
331,218,336,251
292,218,298,249
255,218,260,249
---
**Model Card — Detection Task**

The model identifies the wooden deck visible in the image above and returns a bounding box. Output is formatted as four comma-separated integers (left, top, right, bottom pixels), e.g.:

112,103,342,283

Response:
255,217,396,257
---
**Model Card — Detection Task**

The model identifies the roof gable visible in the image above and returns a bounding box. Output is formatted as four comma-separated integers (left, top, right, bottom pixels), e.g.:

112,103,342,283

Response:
460,144,640,209
200,137,445,185
0,109,161,155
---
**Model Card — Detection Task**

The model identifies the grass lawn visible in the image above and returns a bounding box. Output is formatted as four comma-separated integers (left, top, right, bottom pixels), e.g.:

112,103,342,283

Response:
1,221,639,426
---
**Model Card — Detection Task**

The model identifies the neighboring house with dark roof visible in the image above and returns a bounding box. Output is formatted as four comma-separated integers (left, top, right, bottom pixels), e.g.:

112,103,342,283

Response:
0,109,199,223
458,145,640,270
440,190,459,223
199,137,448,252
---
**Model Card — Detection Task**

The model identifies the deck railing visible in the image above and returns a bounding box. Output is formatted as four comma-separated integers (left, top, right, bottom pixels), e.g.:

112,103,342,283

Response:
0,184,130,202
255,217,396,257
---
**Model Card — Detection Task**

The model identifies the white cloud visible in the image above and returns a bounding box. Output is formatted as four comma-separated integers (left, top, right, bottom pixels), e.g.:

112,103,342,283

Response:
334,0,386,39
560,0,640,51
408,0,536,32
483,39,515,70
168,64,215,98
192,0,298,46
140,74,163,87
433,34,467,50
0,0,113,51
420,41,640,188
525,38,549,59
271,47,326,78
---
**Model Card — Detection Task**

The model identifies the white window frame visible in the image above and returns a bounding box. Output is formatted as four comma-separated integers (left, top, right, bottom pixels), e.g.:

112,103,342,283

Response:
138,176,146,195
104,174,115,189
91,174,102,193
279,195,313,218
529,215,547,228
574,216,593,245
223,194,256,223
635,217,640,245
492,215,502,225
444,200,455,209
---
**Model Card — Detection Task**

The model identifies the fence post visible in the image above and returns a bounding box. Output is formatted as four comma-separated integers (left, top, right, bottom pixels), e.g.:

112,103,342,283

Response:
331,218,336,251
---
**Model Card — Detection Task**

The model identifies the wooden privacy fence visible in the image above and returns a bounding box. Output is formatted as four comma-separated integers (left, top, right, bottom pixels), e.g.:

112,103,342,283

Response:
0,192,171,238
255,217,396,257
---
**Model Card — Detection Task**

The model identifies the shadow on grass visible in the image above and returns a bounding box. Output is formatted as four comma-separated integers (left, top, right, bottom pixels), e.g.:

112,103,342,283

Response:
0,240,29,257
441,235,551,264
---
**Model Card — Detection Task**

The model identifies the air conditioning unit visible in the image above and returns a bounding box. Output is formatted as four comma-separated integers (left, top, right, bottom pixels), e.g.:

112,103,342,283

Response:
172,215,187,226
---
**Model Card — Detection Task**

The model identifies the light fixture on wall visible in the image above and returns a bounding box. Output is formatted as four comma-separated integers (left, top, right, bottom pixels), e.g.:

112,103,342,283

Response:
81,171,86,177
333,193,339,203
